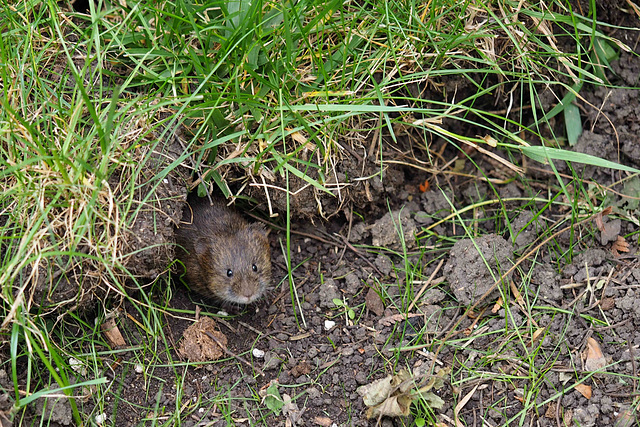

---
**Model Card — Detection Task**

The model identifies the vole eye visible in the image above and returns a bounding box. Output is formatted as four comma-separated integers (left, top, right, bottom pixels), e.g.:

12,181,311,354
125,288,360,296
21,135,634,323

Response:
226,269,233,278
252,264,258,272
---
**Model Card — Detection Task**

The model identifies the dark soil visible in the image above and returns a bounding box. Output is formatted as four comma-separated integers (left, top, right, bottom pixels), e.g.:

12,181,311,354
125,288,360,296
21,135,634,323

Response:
6,2,640,427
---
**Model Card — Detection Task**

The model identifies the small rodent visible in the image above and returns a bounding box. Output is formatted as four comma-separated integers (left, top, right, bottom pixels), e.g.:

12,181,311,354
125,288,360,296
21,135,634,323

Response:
175,197,271,304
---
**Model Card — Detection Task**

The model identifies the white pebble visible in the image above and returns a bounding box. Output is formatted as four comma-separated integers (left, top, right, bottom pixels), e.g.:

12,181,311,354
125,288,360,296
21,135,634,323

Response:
95,413,107,423
134,364,144,374
68,358,86,375
324,320,336,331
253,348,265,358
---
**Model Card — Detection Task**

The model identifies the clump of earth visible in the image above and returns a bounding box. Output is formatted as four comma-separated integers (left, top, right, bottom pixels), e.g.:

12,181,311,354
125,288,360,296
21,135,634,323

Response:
443,234,514,306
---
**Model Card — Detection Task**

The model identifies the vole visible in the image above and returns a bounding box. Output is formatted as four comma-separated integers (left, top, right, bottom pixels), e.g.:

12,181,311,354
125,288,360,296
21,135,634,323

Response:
175,197,271,304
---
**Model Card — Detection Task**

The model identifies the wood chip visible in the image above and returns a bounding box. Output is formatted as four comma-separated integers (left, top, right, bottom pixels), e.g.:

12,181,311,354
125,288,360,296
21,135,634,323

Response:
101,317,126,348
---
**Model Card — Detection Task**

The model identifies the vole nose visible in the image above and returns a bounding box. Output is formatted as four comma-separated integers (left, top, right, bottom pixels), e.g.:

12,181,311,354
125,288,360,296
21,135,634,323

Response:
237,283,258,302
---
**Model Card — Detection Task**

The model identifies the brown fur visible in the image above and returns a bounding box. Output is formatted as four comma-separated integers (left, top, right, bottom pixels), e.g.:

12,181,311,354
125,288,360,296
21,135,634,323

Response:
175,198,271,304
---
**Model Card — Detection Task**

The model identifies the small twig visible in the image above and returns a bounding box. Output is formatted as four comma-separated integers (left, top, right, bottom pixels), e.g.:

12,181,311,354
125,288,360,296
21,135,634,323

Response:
335,233,384,276
630,340,637,394
336,206,354,266
250,213,384,276
204,331,264,377
555,393,562,427
592,318,631,332
247,214,334,245
237,320,266,337
408,258,444,312
432,307,462,341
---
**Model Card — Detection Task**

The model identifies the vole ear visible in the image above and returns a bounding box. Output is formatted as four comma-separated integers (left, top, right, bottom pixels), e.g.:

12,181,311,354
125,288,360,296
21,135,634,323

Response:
249,222,271,237
194,237,210,257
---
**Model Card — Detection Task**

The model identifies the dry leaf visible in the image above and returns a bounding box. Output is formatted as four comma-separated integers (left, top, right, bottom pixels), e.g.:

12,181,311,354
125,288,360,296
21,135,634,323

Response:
366,394,413,418
357,368,447,420
358,374,395,407
559,372,573,385
491,296,503,314
178,317,228,362
510,281,525,306
530,328,546,347
583,337,606,372
544,402,557,419
282,394,302,425
594,207,612,231
574,383,592,399
454,384,479,427
312,416,333,427
290,360,312,378
600,297,616,311
612,235,630,257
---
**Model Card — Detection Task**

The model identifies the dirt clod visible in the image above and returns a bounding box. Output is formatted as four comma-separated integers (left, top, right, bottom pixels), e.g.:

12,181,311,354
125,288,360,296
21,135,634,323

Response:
444,234,514,306
370,209,418,249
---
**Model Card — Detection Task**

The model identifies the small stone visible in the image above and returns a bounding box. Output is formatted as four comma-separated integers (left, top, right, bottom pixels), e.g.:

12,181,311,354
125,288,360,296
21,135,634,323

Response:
263,351,282,371
324,320,336,331
318,278,341,308
69,357,86,375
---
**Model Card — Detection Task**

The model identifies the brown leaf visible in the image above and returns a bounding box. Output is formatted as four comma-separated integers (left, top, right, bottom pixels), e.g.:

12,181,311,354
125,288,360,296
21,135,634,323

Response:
594,210,606,231
491,296,503,314
574,383,592,399
612,235,630,257
357,368,447,420
365,394,413,418
530,328,546,347
544,402,557,419
178,317,228,362
583,337,606,372
510,281,525,306
313,416,333,427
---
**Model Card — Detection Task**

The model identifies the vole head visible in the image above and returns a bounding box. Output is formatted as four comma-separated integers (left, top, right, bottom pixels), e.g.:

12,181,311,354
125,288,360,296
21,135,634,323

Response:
196,223,271,304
